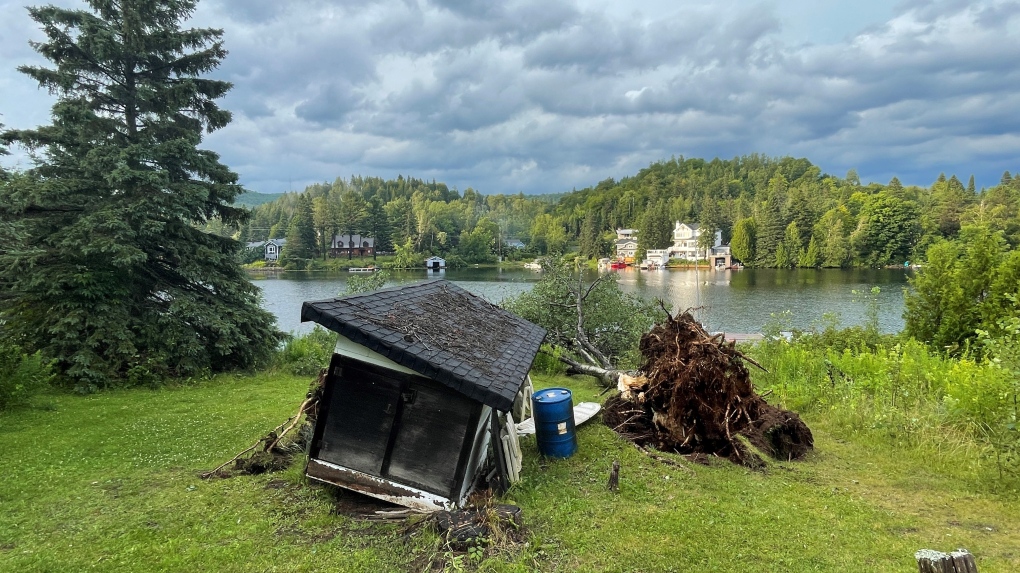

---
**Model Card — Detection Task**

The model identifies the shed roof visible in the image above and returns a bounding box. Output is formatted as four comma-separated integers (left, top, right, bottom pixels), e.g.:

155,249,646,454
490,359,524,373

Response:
301,280,547,411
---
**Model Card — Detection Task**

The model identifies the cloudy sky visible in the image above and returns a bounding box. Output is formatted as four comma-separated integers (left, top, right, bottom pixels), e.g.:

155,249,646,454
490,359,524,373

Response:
2,0,1019,195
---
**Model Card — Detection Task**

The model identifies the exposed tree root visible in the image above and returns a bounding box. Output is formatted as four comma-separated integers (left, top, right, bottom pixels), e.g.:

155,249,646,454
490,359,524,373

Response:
603,310,813,467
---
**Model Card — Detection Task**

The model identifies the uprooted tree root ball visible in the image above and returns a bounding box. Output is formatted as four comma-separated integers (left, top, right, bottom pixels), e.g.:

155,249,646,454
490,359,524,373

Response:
603,310,813,467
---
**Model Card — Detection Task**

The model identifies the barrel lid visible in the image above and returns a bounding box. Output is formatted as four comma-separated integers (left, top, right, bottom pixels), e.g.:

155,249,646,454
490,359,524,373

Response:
532,387,572,404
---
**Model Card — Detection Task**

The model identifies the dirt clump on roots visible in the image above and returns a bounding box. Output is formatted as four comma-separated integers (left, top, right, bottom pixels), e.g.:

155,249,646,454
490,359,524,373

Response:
603,310,813,467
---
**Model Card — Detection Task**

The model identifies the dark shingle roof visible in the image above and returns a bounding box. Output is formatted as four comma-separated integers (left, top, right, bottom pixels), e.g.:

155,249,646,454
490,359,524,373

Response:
301,280,547,412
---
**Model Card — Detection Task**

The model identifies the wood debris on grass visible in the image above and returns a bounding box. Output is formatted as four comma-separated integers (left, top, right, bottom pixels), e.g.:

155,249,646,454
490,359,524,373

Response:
201,371,325,479
603,309,813,467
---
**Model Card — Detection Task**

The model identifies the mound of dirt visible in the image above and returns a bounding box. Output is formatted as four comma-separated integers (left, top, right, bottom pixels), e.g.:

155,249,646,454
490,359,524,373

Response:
603,310,812,466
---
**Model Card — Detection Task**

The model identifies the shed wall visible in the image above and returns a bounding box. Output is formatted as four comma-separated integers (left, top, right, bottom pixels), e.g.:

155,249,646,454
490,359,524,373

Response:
310,355,480,500
458,405,493,503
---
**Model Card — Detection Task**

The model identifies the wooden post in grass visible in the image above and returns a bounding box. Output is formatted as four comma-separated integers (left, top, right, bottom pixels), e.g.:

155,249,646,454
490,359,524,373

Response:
915,548,978,572
607,460,620,492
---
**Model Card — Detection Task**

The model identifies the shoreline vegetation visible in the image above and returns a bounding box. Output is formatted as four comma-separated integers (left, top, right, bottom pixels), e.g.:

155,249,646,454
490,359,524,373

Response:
240,252,920,274
228,159,1019,277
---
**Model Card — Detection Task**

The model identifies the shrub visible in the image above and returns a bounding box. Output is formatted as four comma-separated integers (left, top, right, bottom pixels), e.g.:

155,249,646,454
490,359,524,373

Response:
971,309,1020,477
275,327,337,376
442,254,467,269
503,259,660,371
530,345,567,375
343,271,389,296
0,341,54,411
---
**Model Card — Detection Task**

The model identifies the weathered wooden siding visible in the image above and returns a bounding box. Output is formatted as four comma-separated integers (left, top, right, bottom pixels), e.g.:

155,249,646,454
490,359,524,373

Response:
310,355,479,501
386,378,478,494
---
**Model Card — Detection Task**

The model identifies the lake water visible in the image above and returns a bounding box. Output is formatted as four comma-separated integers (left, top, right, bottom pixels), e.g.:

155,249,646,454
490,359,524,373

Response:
251,267,912,336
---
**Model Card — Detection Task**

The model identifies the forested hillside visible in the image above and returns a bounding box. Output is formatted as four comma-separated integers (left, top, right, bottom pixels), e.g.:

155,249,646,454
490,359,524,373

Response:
236,175,548,267
235,191,285,208
232,155,1020,269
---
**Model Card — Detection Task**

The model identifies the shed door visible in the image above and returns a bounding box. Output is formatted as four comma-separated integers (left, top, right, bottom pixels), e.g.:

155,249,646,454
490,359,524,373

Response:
317,362,402,475
385,380,476,494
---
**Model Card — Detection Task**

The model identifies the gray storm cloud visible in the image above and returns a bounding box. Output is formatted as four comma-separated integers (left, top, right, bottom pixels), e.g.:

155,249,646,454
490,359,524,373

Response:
1,0,1017,193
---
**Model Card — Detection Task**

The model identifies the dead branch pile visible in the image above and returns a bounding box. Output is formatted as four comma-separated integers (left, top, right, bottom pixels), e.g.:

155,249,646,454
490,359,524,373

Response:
603,310,813,467
370,283,519,380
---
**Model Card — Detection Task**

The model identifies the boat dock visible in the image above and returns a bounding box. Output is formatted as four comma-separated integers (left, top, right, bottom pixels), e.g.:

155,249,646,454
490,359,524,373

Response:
714,332,765,343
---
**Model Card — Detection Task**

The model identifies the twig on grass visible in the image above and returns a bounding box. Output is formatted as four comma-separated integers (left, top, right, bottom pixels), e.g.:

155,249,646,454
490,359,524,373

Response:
266,396,315,452
200,417,294,479
635,445,696,475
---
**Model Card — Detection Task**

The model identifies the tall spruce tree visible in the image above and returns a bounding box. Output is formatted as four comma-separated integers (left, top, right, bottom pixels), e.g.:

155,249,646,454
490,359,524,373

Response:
338,189,367,259
0,1,282,389
0,121,6,167
637,200,671,261
365,197,391,260
282,195,316,268
578,211,602,260
755,190,785,266
799,235,821,268
312,196,338,261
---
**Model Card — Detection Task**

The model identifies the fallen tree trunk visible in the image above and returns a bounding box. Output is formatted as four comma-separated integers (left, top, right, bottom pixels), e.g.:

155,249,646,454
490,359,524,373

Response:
558,353,628,387
201,371,326,478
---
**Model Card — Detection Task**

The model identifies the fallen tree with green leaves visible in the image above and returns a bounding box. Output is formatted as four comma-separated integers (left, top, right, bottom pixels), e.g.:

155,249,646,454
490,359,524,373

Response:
503,259,660,386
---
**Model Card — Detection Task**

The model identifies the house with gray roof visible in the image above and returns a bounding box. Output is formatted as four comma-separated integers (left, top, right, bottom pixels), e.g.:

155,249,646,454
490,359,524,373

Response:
330,234,375,258
245,238,286,261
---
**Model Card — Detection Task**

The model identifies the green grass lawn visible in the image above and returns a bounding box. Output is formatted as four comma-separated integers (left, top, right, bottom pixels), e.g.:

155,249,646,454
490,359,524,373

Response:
2,371,1018,572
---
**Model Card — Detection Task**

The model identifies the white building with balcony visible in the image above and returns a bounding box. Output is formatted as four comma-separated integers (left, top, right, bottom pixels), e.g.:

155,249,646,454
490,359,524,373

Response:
669,222,721,261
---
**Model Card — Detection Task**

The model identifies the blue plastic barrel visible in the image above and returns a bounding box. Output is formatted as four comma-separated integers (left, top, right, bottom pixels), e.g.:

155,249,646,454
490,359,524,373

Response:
532,387,578,458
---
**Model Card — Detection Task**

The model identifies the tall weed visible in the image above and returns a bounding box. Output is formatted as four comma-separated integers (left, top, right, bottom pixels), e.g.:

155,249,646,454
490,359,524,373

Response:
749,335,1014,487
0,341,54,411
972,309,1020,477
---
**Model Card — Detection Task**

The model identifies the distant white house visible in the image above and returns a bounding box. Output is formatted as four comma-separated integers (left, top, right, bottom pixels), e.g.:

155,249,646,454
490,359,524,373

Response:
265,238,286,261
504,239,526,249
644,249,670,267
633,222,732,268
670,222,721,261
425,256,446,271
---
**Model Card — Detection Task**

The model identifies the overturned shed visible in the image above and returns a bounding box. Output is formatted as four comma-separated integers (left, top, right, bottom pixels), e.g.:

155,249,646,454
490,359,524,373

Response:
300,280,546,511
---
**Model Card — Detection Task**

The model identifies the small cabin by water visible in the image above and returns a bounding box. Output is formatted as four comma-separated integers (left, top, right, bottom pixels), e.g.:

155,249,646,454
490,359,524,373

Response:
424,256,446,271
300,280,546,511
